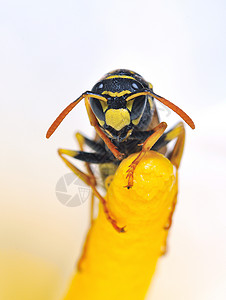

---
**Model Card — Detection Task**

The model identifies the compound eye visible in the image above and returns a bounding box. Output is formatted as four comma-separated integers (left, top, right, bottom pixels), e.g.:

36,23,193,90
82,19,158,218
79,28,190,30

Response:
130,96,146,120
90,98,105,121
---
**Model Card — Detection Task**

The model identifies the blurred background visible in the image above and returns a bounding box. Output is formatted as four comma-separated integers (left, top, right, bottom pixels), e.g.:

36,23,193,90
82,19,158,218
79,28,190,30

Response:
0,0,225,299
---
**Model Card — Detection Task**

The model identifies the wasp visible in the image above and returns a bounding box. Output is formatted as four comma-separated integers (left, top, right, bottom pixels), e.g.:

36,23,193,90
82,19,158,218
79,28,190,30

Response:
46,69,195,232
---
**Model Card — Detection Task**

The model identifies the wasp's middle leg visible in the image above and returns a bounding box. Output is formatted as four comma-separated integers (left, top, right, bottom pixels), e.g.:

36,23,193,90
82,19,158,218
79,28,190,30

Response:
75,132,100,223
152,122,185,254
58,147,124,233
152,121,185,169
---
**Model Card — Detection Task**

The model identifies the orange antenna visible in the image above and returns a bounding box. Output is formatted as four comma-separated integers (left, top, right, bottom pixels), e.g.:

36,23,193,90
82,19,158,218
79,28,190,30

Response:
126,90,195,130
46,92,107,139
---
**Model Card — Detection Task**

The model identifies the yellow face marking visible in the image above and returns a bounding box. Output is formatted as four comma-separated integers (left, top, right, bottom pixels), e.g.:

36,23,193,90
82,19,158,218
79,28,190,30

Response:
126,91,149,102
105,129,113,138
126,99,134,112
105,75,136,80
132,116,142,126
148,96,154,110
96,117,105,127
105,109,130,131
87,94,108,102
149,82,153,89
99,100,108,112
102,90,131,98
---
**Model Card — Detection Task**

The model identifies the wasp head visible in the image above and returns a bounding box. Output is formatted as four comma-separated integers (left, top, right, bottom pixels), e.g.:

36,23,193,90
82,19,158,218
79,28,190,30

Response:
90,76,150,142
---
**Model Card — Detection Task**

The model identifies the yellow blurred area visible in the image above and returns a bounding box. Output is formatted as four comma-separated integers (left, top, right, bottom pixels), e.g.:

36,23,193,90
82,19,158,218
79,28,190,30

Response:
0,250,63,300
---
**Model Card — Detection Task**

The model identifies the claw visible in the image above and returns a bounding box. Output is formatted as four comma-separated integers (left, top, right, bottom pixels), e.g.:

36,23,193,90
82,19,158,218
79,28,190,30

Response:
111,220,126,233
120,226,126,233
115,152,125,160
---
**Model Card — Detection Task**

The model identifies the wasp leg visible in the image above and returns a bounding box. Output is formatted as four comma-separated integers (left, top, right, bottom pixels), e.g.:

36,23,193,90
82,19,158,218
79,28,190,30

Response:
162,124,185,251
75,132,114,222
152,123,185,255
166,123,185,169
77,222,93,272
58,149,124,233
84,96,124,160
75,133,98,224
152,122,185,169
125,122,167,189
153,123,185,255
160,171,178,256
75,132,106,153
74,134,104,271
126,122,185,188
65,150,112,164
161,190,178,255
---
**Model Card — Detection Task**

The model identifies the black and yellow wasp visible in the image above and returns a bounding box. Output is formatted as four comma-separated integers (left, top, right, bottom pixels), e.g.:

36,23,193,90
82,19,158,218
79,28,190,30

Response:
47,69,195,232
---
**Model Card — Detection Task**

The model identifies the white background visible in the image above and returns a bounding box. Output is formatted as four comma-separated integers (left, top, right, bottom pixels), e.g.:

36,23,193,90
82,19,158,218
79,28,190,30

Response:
0,0,226,299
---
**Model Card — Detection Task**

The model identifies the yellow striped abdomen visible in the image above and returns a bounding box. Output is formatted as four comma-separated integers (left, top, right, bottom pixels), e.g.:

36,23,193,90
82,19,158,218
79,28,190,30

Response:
63,151,177,300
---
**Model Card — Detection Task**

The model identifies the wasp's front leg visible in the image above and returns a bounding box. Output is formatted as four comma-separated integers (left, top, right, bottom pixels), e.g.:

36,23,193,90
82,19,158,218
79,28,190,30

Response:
125,122,167,189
